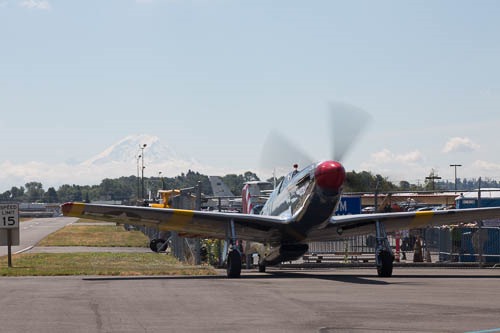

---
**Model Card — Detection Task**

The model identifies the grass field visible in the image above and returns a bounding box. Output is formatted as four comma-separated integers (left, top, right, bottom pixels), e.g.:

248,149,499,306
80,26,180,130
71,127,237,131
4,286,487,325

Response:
0,220,218,277
37,224,150,247
0,252,216,276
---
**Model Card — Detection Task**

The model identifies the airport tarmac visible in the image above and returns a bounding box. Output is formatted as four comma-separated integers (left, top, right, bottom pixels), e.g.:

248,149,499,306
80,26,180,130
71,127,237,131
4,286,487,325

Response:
0,217,78,256
1,267,499,333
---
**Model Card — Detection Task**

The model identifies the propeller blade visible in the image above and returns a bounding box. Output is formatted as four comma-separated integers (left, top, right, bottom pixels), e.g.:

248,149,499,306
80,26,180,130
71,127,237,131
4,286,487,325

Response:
330,102,372,162
260,131,313,172
260,102,371,176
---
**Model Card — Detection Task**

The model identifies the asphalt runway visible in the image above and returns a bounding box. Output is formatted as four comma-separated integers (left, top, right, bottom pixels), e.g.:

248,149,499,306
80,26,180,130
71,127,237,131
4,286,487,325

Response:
1,268,500,333
0,217,78,256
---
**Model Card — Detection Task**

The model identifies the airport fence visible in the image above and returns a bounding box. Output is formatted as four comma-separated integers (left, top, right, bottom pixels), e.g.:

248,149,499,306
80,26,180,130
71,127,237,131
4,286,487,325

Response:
438,227,500,263
307,227,500,264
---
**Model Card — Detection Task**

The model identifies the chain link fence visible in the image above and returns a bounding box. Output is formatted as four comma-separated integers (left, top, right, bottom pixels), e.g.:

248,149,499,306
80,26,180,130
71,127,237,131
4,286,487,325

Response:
306,227,500,264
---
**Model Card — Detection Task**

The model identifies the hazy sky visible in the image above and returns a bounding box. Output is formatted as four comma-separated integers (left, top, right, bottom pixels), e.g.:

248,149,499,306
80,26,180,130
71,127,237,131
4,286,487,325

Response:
1,0,500,190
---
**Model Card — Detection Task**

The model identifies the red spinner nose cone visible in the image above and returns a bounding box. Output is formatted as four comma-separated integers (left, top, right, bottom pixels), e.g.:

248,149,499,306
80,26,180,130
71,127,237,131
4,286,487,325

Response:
314,161,345,190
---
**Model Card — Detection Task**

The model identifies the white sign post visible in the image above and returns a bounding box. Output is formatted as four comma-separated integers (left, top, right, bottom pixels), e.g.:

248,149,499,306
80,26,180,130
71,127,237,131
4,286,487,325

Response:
0,203,20,267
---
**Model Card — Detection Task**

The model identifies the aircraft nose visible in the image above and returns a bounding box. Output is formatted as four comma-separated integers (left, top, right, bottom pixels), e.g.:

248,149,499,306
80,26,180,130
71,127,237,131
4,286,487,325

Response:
314,161,345,190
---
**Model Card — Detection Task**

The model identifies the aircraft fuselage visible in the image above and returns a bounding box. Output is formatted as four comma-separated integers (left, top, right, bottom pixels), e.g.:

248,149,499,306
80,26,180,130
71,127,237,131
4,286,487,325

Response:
257,161,346,265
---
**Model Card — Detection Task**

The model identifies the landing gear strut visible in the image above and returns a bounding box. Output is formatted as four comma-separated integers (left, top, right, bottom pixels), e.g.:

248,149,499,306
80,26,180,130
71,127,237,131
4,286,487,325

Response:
227,249,242,278
258,257,266,273
225,219,242,278
375,221,394,277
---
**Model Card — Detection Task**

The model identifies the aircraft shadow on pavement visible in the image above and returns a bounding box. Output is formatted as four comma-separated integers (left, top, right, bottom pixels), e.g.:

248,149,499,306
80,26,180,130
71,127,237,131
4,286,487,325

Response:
82,270,390,285
387,273,500,279
265,270,391,285
82,269,500,284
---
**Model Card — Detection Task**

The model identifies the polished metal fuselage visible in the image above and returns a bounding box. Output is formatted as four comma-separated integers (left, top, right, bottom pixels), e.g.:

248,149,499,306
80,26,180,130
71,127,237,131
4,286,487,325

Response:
257,163,342,264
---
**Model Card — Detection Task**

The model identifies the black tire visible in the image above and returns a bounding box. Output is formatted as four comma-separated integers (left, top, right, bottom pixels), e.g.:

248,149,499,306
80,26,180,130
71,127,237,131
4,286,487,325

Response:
149,239,166,253
258,263,266,273
226,250,242,278
377,251,394,277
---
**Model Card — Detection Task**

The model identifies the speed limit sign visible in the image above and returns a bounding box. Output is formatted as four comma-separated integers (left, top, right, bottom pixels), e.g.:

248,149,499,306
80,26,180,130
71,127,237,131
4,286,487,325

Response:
0,203,19,266
0,204,19,229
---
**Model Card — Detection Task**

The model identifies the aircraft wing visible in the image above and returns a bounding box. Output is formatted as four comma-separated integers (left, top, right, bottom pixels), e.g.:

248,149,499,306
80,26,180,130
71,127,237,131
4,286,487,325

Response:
62,203,500,243
61,202,291,244
307,207,500,241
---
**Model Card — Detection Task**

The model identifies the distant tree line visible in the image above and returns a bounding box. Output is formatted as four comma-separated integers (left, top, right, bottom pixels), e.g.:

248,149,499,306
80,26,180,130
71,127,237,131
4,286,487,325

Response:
0,169,497,204
0,170,260,204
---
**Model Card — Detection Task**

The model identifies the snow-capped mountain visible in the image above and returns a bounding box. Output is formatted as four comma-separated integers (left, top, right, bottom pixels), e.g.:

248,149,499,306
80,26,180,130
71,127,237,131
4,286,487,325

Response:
82,134,186,166
0,134,230,191
77,134,202,181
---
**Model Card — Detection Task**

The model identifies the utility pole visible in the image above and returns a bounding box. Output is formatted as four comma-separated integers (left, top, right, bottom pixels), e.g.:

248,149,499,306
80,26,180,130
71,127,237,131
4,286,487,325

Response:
478,177,484,268
425,175,442,191
449,164,462,191
194,181,202,265
478,177,482,208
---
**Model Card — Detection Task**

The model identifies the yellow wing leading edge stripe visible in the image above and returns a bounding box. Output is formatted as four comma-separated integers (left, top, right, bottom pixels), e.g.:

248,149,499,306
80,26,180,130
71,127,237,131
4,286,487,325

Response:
63,202,85,217
168,209,195,230
62,203,197,229
409,210,435,229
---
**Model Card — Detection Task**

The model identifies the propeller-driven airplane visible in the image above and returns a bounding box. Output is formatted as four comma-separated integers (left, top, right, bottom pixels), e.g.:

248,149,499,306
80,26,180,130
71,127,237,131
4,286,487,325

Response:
61,104,500,278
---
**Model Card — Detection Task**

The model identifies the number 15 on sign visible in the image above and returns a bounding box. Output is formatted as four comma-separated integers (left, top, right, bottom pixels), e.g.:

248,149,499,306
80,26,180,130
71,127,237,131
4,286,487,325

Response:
0,204,19,229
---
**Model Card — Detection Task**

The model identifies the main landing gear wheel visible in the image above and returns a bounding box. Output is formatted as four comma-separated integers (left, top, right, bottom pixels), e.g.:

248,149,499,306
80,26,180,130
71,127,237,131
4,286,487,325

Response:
149,239,167,253
226,250,242,278
377,251,394,277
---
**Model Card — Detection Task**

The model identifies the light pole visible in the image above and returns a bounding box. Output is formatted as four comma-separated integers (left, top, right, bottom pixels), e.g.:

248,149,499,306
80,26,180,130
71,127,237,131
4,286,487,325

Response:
159,171,165,190
136,154,142,203
450,164,462,191
140,144,147,201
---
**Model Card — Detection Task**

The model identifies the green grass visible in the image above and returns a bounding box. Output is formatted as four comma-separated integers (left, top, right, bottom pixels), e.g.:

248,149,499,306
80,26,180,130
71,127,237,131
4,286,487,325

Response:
0,220,218,277
0,252,217,276
37,224,149,247
74,218,115,223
